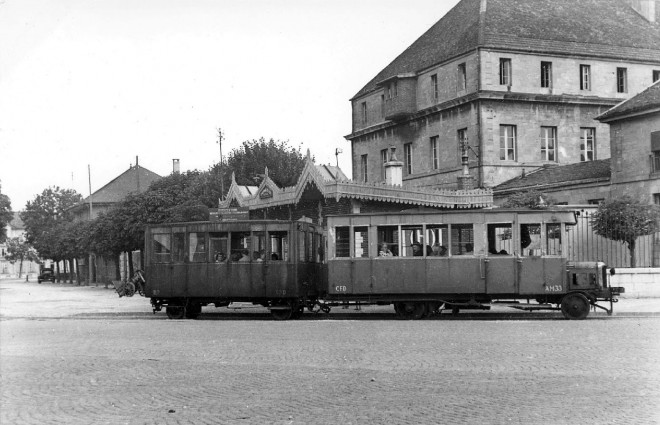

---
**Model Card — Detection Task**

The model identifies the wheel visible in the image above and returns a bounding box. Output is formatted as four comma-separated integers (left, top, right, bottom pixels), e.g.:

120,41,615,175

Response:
394,302,426,320
561,293,590,320
185,303,202,319
271,302,293,320
38,280,42,284
166,306,185,319
123,282,136,297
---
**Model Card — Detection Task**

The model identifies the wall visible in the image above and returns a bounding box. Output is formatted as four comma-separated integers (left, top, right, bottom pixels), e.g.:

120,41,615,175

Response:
480,50,660,98
609,112,660,200
479,100,612,187
611,268,660,298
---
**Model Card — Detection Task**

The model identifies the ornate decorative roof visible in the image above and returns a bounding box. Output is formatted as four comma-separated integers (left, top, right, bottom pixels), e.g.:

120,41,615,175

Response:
219,155,492,210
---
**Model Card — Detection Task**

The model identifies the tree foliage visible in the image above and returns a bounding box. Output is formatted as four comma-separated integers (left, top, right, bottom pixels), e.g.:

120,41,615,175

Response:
4,237,40,277
0,183,12,243
502,189,555,209
591,196,660,267
221,138,310,188
20,187,82,259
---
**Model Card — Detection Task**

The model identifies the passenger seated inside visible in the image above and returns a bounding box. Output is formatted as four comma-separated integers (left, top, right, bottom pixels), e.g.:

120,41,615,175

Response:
464,243,473,254
271,252,280,261
214,252,227,262
256,250,266,262
432,243,447,256
238,249,250,262
378,242,393,257
489,248,509,255
412,242,423,257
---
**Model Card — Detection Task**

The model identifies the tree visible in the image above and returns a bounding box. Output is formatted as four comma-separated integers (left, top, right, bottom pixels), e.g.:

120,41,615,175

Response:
591,196,660,267
0,183,12,243
220,138,310,189
5,238,40,278
502,189,555,209
20,187,82,261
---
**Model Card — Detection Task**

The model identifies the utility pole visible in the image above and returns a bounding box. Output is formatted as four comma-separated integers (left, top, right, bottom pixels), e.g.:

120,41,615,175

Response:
88,164,93,286
216,128,225,200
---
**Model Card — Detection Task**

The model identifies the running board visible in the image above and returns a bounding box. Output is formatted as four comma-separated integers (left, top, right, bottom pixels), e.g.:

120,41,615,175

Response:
509,304,561,312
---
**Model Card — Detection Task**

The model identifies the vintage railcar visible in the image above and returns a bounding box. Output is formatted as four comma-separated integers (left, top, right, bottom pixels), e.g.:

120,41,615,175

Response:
144,219,325,320
324,208,623,320
140,208,623,320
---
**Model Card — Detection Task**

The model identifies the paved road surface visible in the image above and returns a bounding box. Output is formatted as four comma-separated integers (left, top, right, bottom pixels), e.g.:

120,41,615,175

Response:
2,280,659,424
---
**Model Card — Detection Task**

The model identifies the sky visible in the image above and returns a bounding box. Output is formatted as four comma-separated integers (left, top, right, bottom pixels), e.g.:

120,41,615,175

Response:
0,0,461,210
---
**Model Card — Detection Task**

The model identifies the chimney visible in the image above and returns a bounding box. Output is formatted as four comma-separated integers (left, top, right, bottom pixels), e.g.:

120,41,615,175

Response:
173,159,180,174
384,146,403,186
457,138,474,190
628,0,656,22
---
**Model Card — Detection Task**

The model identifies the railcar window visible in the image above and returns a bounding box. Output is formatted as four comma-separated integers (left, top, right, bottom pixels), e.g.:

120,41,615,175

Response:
520,224,542,255
188,232,207,262
152,233,171,263
298,231,307,262
173,233,186,263
335,227,350,257
210,232,228,262
402,225,426,257
546,223,562,255
427,225,449,256
451,224,474,255
377,225,399,256
354,226,369,258
230,232,251,262
253,231,266,261
269,231,288,261
487,224,512,255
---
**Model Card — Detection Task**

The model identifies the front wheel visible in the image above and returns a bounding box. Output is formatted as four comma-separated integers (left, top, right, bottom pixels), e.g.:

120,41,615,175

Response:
561,293,590,320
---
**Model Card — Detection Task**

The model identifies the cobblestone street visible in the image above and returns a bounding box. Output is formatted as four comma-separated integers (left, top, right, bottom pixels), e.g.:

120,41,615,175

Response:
2,280,660,424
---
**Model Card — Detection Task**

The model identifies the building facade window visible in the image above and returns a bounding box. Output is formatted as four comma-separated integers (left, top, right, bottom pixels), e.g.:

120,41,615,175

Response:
360,154,368,182
431,74,438,100
541,61,552,88
654,70,660,83
499,125,516,161
499,58,512,86
457,63,467,91
380,95,385,118
404,143,413,175
361,102,367,124
457,128,468,163
540,126,557,161
616,67,627,93
580,128,596,161
653,193,660,205
380,148,388,180
580,65,591,91
652,131,660,173
430,136,439,170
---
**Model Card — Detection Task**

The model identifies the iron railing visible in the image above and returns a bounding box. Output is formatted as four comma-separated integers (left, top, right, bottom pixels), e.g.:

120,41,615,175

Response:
566,208,659,268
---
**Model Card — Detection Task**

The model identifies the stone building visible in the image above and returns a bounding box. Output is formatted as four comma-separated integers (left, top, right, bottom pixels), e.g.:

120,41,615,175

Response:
597,80,660,202
347,0,660,191
492,80,660,205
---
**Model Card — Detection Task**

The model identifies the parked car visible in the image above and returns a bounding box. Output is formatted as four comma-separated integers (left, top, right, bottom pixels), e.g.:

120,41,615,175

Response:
37,268,55,284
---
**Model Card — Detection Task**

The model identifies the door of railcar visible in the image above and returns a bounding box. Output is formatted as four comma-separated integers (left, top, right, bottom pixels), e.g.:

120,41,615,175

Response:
145,226,187,298
518,219,570,295
263,224,294,299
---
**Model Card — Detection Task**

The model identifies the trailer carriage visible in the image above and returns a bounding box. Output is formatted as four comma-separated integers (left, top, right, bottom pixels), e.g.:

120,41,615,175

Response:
144,219,325,320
